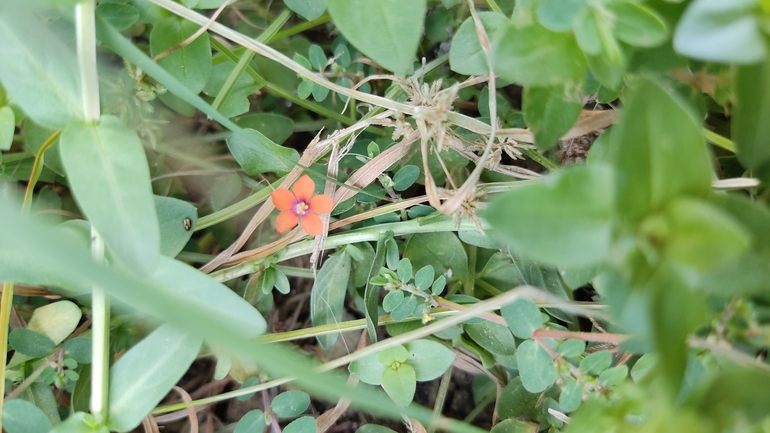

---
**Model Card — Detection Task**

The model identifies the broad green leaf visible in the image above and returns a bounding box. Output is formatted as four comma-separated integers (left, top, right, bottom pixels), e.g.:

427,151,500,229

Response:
309,44,326,70
585,50,626,90
516,340,557,393
404,339,455,381
150,17,211,94
9,328,55,358
0,106,14,151
490,419,538,433
50,412,108,433
673,0,765,64
559,380,582,412
155,196,197,257
630,353,657,382
284,0,326,21
501,299,543,339
413,266,434,291
107,324,203,432
598,365,628,386
2,399,51,433
393,165,420,191
449,12,508,75
310,251,351,349
498,377,541,421
227,128,300,175
95,3,139,31
209,174,242,211
381,363,416,407
379,345,410,366
0,5,82,128
364,237,387,341
284,416,317,433
733,60,770,180
523,83,584,150
20,382,60,426
272,390,311,419
349,352,387,385
65,338,93,364
492,22,587,87
59,116,160,275
697,369,770,423
385,237,399,270
558,340,585,358
27,300,82,345
579,350,612,375
234,410,266,433
609,2,667,48
609,77,711,222
237,113,295,145
397,258,412,282
404,232,468,282
464,321,517,356
484,164,614,268
573,7,601,55
656,198,750,270
274,268,290,294
325,0,426,74
383,290,404,312
536,0,586,32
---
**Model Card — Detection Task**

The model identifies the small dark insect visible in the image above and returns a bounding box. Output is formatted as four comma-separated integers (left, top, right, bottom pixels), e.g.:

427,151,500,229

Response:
182,217,192,231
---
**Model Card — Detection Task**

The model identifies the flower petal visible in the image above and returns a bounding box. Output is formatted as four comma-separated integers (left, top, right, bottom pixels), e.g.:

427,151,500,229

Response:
271,189,296,211
275,211,299,232
293,175,315,201
300,213,324,235
308,194,334,215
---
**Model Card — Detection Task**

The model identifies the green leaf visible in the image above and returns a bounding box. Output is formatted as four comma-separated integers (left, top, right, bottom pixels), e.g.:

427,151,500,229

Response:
464,321,516,357
150,17,211,94
385,237,399,270
609,2,667,48
431,276,446,296
558,340,585,358
492,22,587,87
484,164,614,268
413,266,434,291
236,113,295,146
272,390,311,419
536,0,586,32
284,0,326,20
379,345,410,366
155,196,197,257
404,339,455,381
9,328,55,358
2,398,51,433
523,83,584,150
261,267,277,294
27,300,82,345
364,237,387,342
579,350,612,375
0,106,14,151
404,232,468,282
310,251,351,349
397,258,412,282
490,419,538,433
50,412,108,433
107,324,202,432
559,380,582,412
516,340,559,393
308,44,326,70
356,426,398,433
65,338,93,364
284,416,317,433
656,198,750,270
498,377,541,421
609,77,711,223
0,5,82,128
349,352,387,385
698,369,770,424
274,268,291,295
312,82,330,102
234,410,266,433
59,116,160,275
501,299,543,339
383,290,405,312
20,382,60,426
449,12,508,75
515,340,557,393
381,363,417,407
630,352,657,382
95,3,139,31
227,128,300,175
598,365,628,386
325,0,426,74
673,0,765,64
393,165,420,191
733,60,770,180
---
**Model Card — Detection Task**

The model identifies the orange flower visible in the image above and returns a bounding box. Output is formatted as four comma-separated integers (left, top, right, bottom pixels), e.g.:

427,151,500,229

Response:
270,175,334,235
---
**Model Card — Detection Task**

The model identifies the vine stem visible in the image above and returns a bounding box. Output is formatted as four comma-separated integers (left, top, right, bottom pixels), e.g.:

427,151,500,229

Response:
76,0,110,422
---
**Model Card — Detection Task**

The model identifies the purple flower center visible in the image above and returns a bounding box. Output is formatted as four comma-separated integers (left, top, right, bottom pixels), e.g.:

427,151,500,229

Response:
292,200,310,216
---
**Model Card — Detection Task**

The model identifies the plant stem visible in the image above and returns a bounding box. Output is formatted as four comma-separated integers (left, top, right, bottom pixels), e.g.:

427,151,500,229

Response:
0,282,13,427
269,14,330,42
